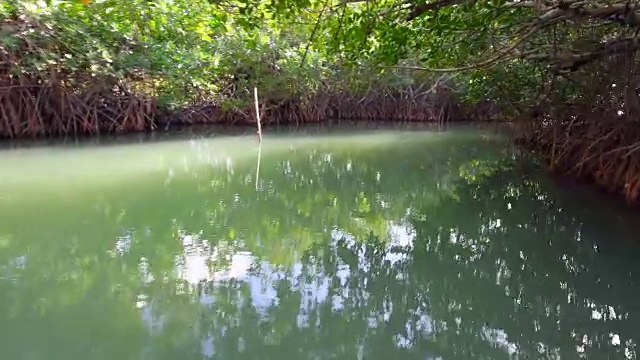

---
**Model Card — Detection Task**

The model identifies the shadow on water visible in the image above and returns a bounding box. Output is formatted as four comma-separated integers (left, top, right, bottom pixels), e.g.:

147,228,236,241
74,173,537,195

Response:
0,121,507,150
0,126,638,360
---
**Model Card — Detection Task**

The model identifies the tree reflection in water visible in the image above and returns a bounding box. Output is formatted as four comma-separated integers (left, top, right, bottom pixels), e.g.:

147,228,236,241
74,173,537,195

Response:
1,131,639,360
129,155,640,360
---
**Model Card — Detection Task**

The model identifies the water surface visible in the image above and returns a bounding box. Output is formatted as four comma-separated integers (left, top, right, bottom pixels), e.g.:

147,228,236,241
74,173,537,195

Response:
0,125,639,360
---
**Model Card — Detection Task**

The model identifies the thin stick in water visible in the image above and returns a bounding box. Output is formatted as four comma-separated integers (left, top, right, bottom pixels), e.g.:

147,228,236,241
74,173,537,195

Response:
255,143,262,191
254,87,263,142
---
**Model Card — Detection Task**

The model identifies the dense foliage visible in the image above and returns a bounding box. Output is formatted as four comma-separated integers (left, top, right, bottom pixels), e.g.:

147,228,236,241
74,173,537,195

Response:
1,0,333,107
3,0,638,109
0,0,518,109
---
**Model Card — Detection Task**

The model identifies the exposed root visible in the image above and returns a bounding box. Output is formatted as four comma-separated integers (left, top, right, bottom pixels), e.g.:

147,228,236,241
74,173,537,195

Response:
516,118,640,203
0,77,157,138
0,69,492,139
162,87,489,129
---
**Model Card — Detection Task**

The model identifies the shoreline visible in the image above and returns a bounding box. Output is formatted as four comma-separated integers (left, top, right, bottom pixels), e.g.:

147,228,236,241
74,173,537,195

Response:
0,119,508,147
1,119,637,209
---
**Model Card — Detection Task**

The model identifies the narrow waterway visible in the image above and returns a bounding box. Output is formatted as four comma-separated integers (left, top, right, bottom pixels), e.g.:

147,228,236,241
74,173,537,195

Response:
0,124,638,360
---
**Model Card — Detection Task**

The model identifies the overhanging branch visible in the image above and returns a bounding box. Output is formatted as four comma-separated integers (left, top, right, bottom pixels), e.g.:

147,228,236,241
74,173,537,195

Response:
528,36,640,72
407,0,640,28
406,0,474,21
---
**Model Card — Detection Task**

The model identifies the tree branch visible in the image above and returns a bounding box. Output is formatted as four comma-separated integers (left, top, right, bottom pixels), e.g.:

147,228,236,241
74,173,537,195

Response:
528,36,640,72
406,0,474,21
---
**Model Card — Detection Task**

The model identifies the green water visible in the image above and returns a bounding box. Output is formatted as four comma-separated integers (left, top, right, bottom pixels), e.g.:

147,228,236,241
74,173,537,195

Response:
0,125,639,360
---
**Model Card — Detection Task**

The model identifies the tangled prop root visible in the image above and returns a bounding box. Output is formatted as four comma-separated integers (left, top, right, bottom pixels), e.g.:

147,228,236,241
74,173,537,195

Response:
516,119,640,203
0,76,157,138
165,87,488,129
0,74,488,138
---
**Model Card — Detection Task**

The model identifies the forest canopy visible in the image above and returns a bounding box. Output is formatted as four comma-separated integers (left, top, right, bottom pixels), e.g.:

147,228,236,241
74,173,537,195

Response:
3,0,637,108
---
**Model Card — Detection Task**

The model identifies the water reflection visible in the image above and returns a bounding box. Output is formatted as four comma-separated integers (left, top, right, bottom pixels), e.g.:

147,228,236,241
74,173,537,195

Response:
0,129,639,360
